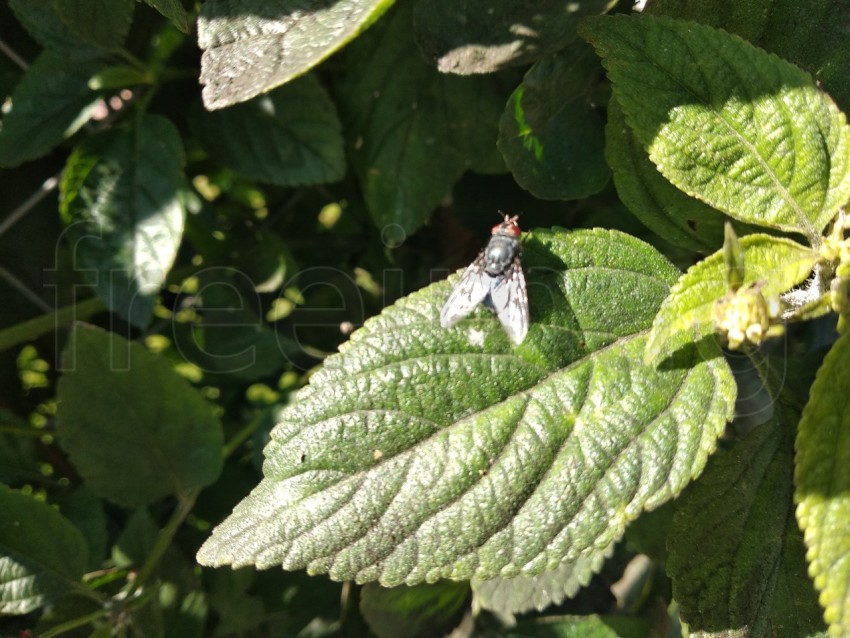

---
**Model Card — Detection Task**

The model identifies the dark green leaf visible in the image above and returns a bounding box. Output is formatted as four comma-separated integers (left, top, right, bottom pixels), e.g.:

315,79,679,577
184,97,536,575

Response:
581,15,850,239
8,0,114,52
645,235,817,364
56,325,224,507
191,75,345,187
505,615,650,638
338,3,511,233
795,330,850,636
55,486,108,572
413,0,615,75
113,508,159,568
669,403,826,637
197,228,735,586
360,581,469,638
59,114,187,328
50,0,135,49
498,43,610,201
605,98,724,253
0,51,103,167
198,0,396,109
138,0,191,32
0,484,89,615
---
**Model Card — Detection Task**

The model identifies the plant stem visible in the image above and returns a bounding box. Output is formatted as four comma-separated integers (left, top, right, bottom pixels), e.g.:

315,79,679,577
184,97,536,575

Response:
0,297,105,352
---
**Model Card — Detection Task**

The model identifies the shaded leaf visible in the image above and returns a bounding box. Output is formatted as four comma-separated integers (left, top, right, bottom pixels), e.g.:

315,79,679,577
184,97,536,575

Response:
645,235,817,364
55,486,108,572
605,98,724,253
795,330,850,636
197,228,735,587
581,15,850,239
505,614,650,638
190,74,345,187
198,0,396,109
498,43,610,201
50,0,135,49
56,325,224,507
338,2,511,233
413,0,615,75
360,581,469,638
8,0,120,52
0,51,103,167
0,485,88,615
59,114,186,328
669,400,826,637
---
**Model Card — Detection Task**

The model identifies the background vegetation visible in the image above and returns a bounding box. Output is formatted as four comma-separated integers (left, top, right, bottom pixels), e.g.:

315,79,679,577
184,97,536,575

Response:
1,0,849,636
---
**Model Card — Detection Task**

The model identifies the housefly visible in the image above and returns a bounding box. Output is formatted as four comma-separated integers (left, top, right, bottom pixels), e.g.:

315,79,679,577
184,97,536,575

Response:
439,214,529,344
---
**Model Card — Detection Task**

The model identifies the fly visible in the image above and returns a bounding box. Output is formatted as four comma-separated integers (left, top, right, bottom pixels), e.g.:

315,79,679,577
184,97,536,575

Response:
439,213,529,344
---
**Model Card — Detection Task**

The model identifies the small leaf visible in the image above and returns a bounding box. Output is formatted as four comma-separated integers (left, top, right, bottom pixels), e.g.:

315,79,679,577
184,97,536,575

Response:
645,235,817,364
338,3,512,233
198,0,396,109
605,98,725,253
56,325,224,507
138,0,191,33
413,0,615,75
0,51,104,167
795,330,850,635
497,43,610,201
360,581,469,638
59,114,186,328
581,15,850,239
190,75,345,187
669,406,826,636
0,485,88,615
197,228,735,586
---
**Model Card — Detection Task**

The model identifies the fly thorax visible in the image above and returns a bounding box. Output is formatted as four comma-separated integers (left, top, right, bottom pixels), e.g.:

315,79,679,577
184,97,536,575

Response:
484,235,518,275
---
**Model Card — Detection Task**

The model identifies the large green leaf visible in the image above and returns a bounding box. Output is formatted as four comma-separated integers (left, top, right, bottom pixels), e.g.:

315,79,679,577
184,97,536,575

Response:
337,2,510,233
0,485,89,615
56,325,224,507
669,394,826,637
0,51,104,167
605,98,725,253
59,114,186,328
498,43,610,201
645,235,817,364
581,15,850,239
796,330,850,636
198,0,396,109
197,228,735,586
190,74,345,187
646,0,850,117
413,0,615,75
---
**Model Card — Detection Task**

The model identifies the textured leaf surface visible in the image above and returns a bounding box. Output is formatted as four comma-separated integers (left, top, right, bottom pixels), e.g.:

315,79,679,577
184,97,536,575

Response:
59,114,186,328
56,326,224,507
198,0,395,109
413,0,614,75
190,74,345,187
0,51,103,167
498,43,610,201
0,485,88,615
796,331,850,636
605,99,724,253
473,548,611,615
581,15,850,238
646,0,850,117
337,3,510,233
669,402,826,637
645,235,817,364
198,228,735,586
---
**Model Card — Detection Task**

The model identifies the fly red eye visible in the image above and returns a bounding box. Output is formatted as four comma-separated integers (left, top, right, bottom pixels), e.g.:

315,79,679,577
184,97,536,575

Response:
492,214,521,237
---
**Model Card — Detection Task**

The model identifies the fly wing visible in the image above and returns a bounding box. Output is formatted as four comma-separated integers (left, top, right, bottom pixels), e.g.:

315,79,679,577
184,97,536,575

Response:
440,255,490,328
488,258,529,344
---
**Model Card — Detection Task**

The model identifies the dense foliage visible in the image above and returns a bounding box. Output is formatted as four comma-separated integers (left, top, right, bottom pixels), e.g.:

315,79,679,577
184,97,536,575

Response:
1,1,849,636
